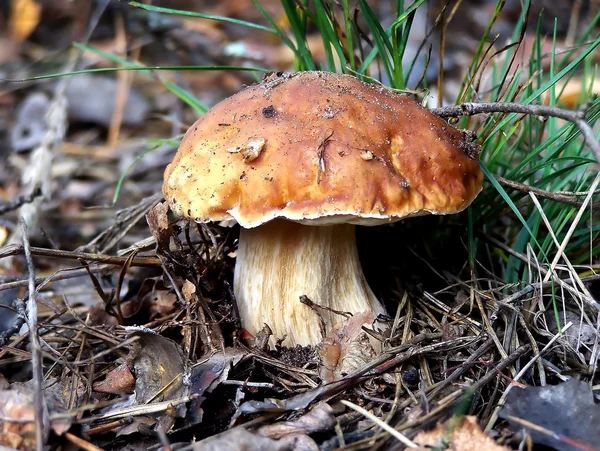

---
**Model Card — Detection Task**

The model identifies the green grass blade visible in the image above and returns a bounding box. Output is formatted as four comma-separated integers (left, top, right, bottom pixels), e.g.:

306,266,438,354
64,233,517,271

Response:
113,140,178,204
73,43,213,113
484,34,600,142
69,43,266,115
341,0,356,70
5,63,271,82
457,0,510,103
251,0,308,69
279,0,316,70
356,0,425,81
124,1,277,35
312,0,347,71
480,161,542,250
357,0,394,82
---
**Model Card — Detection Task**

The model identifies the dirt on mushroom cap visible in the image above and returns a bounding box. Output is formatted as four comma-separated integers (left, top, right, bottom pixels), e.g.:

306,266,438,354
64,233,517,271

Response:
163,71,484,228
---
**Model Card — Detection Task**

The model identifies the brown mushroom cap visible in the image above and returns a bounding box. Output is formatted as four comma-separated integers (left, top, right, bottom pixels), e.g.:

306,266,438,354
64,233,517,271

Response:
163,71,483,227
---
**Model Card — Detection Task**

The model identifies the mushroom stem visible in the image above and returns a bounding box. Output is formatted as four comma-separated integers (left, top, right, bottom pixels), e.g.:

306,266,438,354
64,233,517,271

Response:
234,220,385,346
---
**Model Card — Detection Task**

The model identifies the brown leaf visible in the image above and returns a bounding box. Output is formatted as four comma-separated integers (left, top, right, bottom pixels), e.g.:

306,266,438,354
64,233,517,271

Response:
8,0,42,42
137,277,178,319
185,348,245,427
190,427,317,451
153,290,178,317
319,312,377,382
128,331,187,403
116,417,156,437
126,330,189,433
413,416,509,451
258,402,335,439
0,383,72,451
88,303,119,326
146,201,172,250
182,279,196,303
93,362,135,395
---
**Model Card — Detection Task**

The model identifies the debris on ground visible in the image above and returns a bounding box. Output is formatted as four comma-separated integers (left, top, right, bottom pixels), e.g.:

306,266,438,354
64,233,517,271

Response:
500,378,600,451
413,415,509,451
0,1,598,450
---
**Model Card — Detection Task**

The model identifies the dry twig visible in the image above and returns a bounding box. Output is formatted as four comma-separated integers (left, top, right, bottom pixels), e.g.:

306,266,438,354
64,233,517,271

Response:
0,296,26,346
496,175,600,209
0,187,43,215
21,217,47,450
484,322,574,432
0,244,161,266
0,263,119,293
431,101,600,164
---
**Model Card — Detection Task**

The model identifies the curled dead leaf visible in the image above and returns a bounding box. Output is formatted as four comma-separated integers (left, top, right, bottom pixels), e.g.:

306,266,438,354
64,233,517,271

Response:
191,426,317,451
182,280,196,303
146,201,172,250
413,415,508,451
258,402,335,439
319,312,377,382
126,330,189,433
93,362,135,395
185,348,245,428
136,277,178,318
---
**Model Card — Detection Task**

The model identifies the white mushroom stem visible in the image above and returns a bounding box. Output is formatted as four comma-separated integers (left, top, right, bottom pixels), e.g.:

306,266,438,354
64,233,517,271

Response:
234,220,386,346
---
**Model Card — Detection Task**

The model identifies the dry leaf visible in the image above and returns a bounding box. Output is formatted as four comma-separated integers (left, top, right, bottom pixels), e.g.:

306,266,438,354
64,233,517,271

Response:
191,427,317,451
88,302,119,327
413,415,508,451
319,311,377,382
182,280,196,303
136,277,178,319
258,402,335,439
500,378,600,451
66,74,150,127
116,417,157,437
9,0,42,42
146,201,171,250
546,311,598,350
185,348,245,427
93,362,135,395
10,92,50,152
0,383,71,451
126,330,189,433
128,331,187,403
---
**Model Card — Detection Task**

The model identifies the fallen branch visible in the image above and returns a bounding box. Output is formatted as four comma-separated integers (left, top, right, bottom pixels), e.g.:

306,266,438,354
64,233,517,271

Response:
0,264,118,293
431,101,600,164
0,188,43,215
21,218,47,450
0,297,26,346
495,175,600,209
0,244,161,267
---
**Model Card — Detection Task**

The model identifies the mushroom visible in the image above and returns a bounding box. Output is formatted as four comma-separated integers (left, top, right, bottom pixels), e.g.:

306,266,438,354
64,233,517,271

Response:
163,71,483,347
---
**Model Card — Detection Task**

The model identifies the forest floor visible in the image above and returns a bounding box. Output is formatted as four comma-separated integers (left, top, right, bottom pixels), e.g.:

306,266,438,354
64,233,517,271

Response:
0,1,599,450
